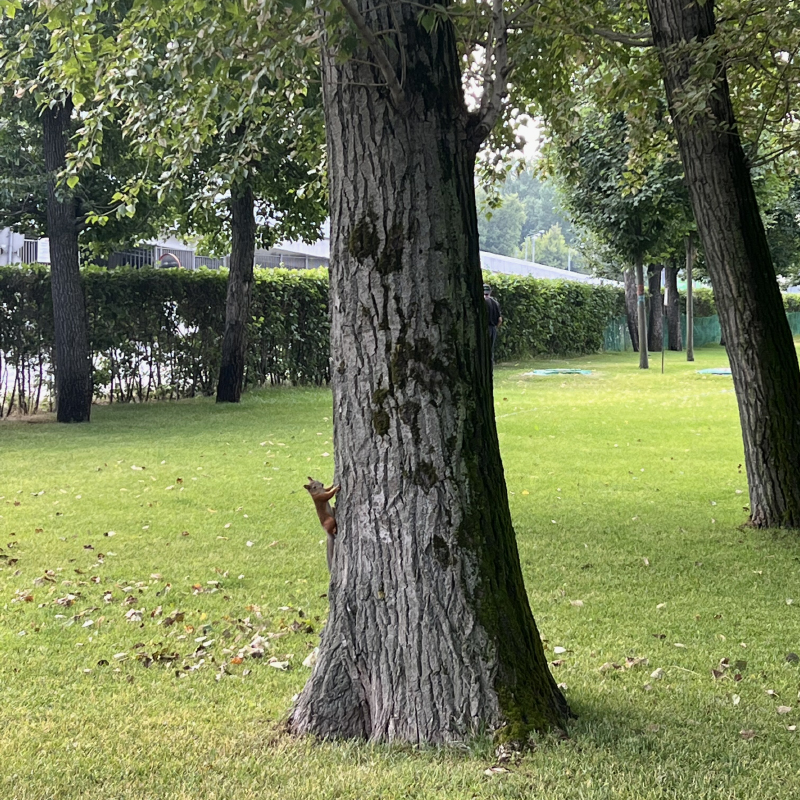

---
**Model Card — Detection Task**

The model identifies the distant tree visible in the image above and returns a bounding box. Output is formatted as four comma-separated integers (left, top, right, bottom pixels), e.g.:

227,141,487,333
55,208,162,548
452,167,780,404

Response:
478,164,580,258
548,108,690,368
535,224,569,269
478,191,525,256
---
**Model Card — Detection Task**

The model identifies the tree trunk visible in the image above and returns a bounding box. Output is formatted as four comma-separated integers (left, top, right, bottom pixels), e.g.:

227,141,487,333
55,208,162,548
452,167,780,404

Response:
623,268,640,351
216,182,256,403
647,266,663,352
42,97,92,423
664,265,681,351
289,1,569,744
635,255,649,368
648,0,800,528
685,234,695,361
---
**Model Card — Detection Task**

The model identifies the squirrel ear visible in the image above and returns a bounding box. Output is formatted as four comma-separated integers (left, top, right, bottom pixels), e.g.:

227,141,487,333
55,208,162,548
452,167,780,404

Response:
303,483,311,490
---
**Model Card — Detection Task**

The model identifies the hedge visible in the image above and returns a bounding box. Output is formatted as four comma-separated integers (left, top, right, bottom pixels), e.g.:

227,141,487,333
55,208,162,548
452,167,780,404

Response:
0,266,330,414
7,265,795,415
483,274,625,360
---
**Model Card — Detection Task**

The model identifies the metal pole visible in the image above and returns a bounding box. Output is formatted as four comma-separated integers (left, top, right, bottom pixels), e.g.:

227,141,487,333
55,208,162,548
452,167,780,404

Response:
662,284,668,374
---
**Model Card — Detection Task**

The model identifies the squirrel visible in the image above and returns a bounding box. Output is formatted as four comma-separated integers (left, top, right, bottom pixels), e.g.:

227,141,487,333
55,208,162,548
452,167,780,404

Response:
304,477,340,571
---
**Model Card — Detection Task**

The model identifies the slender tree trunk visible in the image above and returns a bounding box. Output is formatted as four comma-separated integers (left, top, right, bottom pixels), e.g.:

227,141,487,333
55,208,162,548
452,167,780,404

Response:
664,265,682,350
647,266,663,352
648,0,800,527
289,1,568,744
623,268,640,351
635,255,649,368
216,182,256,403
685,234,695,361
42,97,92,422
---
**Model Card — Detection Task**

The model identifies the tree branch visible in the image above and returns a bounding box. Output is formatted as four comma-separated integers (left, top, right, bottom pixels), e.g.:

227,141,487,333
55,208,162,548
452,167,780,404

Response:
472,0,510,148
591,27,653,48
338,0,406,109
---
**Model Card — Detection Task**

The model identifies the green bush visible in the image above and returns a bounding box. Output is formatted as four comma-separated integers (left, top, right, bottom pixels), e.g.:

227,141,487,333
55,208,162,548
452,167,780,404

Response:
484,274,625,359
18,267,795,411
680,287,716,317
1,266,330,412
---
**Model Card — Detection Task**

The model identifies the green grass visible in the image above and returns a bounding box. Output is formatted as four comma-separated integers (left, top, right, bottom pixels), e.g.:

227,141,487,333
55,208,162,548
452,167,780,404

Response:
2,344,800,799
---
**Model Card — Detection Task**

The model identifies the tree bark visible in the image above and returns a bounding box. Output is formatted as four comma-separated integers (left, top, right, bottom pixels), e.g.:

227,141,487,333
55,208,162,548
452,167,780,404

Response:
647,266,663,352
623,268,640,351
647,0,800,528
216,182,256,403
685,234,695,361
664,265,681,350
42,97,92,423
635,255,649,368
289,0,569,744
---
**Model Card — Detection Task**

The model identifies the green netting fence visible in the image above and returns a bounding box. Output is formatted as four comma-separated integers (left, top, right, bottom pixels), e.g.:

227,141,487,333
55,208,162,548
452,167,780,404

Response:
602,313,800,351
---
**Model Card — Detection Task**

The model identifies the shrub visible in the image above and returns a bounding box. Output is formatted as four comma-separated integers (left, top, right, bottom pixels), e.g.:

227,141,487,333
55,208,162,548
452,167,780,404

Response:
484,274,625,359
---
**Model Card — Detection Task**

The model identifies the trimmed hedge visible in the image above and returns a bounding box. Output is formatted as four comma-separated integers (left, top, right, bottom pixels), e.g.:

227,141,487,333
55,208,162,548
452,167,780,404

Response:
9,266,795,413
678,286,800,316
483,274,625,359
1,266,330,413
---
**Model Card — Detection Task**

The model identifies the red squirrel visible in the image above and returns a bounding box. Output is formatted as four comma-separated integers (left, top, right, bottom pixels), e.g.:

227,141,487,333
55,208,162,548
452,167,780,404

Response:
304,477,340,571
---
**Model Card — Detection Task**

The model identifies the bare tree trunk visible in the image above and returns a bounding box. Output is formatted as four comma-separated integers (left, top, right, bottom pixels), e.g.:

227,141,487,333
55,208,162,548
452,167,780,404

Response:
664,265,682,350
216,182,256,403
623,268,640,351
685,234,695,361
647,266,663,352
648,0,800,527
635,255,649,368
289,0,568,744
42,97,92,422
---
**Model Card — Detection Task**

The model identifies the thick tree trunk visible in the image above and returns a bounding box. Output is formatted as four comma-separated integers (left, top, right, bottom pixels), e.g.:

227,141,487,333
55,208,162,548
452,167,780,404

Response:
216,182,256,403
42,97,92,423
289,1,568,744
685,234,695,361
647,266,663,352
664,266,682,350
648,0,800,527
623,268,640,351
635,255,649,368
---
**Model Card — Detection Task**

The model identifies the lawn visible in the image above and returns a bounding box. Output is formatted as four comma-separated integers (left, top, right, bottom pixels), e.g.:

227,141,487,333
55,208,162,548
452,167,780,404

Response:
2,344,799,800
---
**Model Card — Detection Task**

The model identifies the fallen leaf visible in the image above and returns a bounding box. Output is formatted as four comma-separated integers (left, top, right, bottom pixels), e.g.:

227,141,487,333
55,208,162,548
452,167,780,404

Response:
739,729,755,740
570,600,584,607
650,668,664,680
777,706,793,715
732,694,740,706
